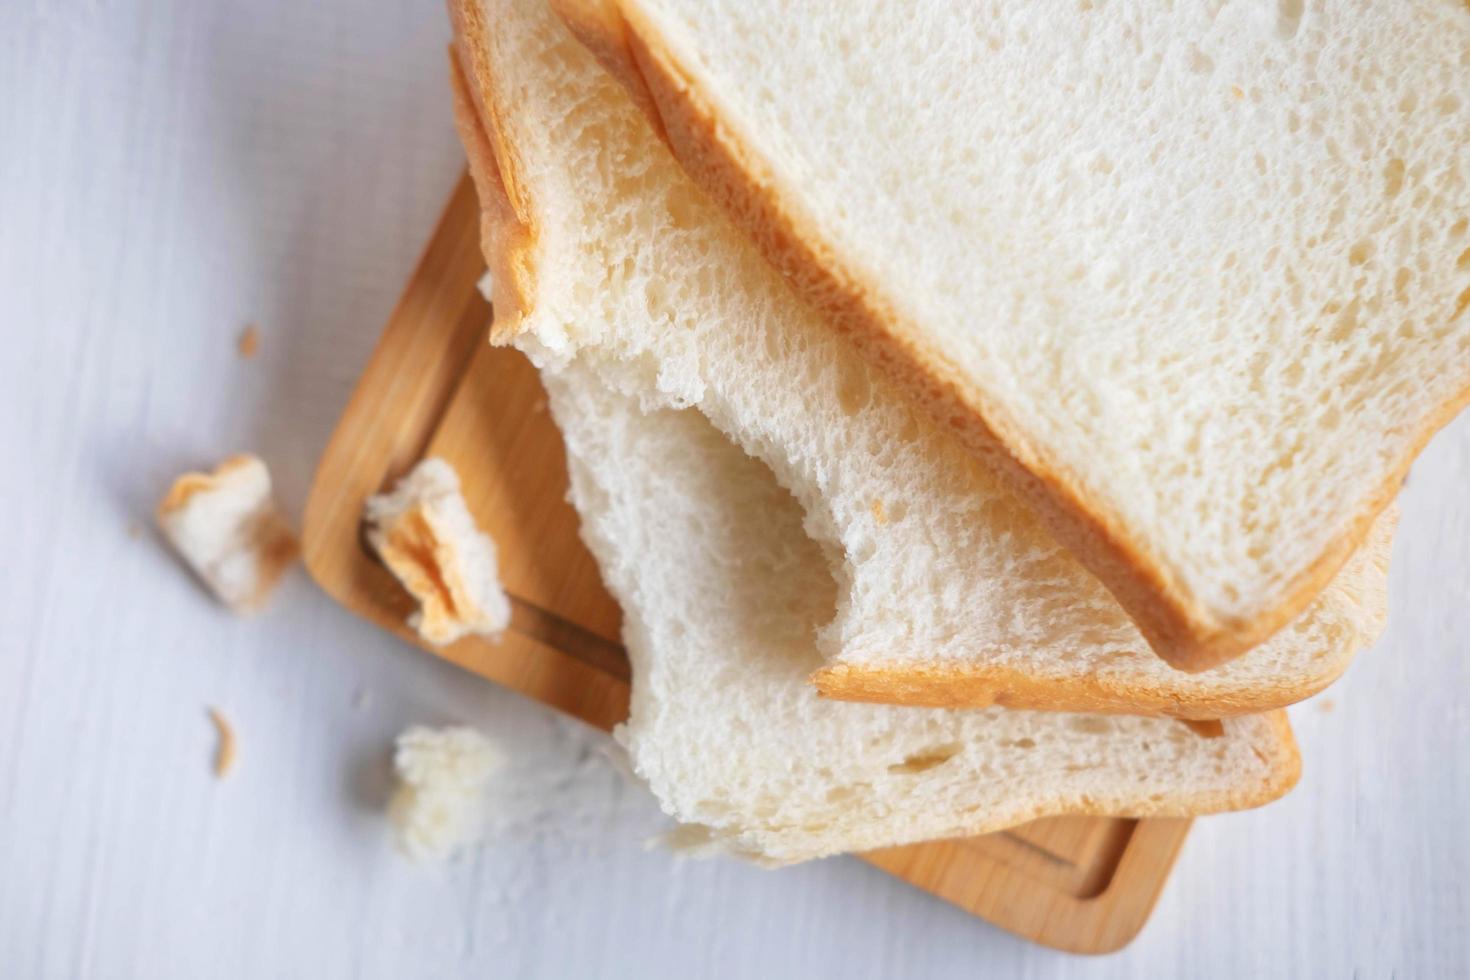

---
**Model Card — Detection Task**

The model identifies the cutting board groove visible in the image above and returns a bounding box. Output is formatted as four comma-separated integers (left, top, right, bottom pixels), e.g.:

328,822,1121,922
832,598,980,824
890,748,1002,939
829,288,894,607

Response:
303,172,1191,954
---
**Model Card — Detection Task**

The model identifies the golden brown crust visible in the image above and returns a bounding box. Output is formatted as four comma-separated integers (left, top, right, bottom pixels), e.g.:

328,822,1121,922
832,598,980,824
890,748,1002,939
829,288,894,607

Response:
446,9,539,341
812,653,1345,721
156,453,259,516
575,0,1470,672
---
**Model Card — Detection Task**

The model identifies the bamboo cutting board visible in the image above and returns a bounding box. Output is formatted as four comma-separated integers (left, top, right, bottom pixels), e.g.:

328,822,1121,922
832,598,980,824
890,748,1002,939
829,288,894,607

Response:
302,173,1192,955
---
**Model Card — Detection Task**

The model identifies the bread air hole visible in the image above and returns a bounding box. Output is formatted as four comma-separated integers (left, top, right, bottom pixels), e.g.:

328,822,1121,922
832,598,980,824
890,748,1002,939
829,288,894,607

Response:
1180,719,1226,739
1069,716,1113,735
1276,0,1305,40
1384,158,1406,199
888,742,963,774
1453,286,1470,322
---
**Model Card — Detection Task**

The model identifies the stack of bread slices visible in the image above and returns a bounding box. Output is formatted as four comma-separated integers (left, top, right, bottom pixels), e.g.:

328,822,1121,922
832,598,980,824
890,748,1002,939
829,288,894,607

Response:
446,0,1470,865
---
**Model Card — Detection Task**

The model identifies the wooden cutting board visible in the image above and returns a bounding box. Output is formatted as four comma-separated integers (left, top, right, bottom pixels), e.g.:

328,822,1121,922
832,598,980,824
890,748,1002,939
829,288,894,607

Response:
302,172,1192,955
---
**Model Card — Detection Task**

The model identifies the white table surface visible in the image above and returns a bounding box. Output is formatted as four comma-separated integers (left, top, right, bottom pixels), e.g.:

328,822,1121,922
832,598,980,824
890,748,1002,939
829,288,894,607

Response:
2,2,1467,976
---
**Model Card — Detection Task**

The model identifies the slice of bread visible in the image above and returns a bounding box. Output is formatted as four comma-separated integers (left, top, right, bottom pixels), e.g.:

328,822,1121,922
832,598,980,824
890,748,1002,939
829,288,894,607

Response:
549,0,1470,670
542,356,1299,864
447,0,1394,718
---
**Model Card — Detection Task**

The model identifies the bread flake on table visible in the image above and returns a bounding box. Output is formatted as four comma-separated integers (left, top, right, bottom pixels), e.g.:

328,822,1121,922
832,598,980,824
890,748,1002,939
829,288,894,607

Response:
156,454,298,613
389,725,503,861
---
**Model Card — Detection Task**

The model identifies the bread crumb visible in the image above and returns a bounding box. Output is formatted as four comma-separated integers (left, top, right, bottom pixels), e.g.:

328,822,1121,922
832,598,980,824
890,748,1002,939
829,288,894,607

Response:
1230,85,1245,100
389,726,502,861
208,707,237,778
531,398,547,413
1318,698,1336,714
237,324,260,359
352,687,373,711
870,499,887,524
364,458,510,646
127,522,144,540
157,455,298,613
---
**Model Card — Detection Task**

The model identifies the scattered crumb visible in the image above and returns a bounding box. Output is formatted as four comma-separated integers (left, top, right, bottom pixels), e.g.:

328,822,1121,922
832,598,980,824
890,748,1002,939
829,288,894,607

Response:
127,522,144,540
389,726,503,861
237,324,260,359
1318,698,1336,714
364,458,509,646
870,499,887,524
157,455,298,613
208,707,237,778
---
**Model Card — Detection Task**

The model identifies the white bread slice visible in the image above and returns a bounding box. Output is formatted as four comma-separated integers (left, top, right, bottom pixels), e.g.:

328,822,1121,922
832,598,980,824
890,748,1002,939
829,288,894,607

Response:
540,356,1298,865
365,458,511,646
446,0,1394,718
548,0,1470,671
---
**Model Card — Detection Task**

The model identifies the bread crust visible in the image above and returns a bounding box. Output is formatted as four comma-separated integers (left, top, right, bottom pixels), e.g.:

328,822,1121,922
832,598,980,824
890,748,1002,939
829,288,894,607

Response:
447,8,538,341
561,0,1468,672
812,657,1342,721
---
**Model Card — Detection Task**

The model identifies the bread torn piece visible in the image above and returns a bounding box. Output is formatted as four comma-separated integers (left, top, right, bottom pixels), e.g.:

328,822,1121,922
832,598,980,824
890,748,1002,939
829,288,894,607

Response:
208,707,237,778
157,455,298,613
364,457,511,646
389,726,503,861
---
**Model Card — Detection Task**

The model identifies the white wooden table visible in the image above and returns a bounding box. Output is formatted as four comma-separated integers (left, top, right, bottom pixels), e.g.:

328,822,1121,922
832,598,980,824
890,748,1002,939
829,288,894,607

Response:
2,2,1466,976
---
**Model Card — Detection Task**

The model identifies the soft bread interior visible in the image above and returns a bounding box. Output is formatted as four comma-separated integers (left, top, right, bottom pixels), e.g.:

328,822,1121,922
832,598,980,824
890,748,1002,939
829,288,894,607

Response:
542,358,1300,865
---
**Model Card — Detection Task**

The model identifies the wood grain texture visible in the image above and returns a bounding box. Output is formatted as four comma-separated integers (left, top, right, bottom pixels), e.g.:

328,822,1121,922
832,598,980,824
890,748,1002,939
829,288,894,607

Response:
303,174,1192,952
304,173,630,732
1,1,1466,976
